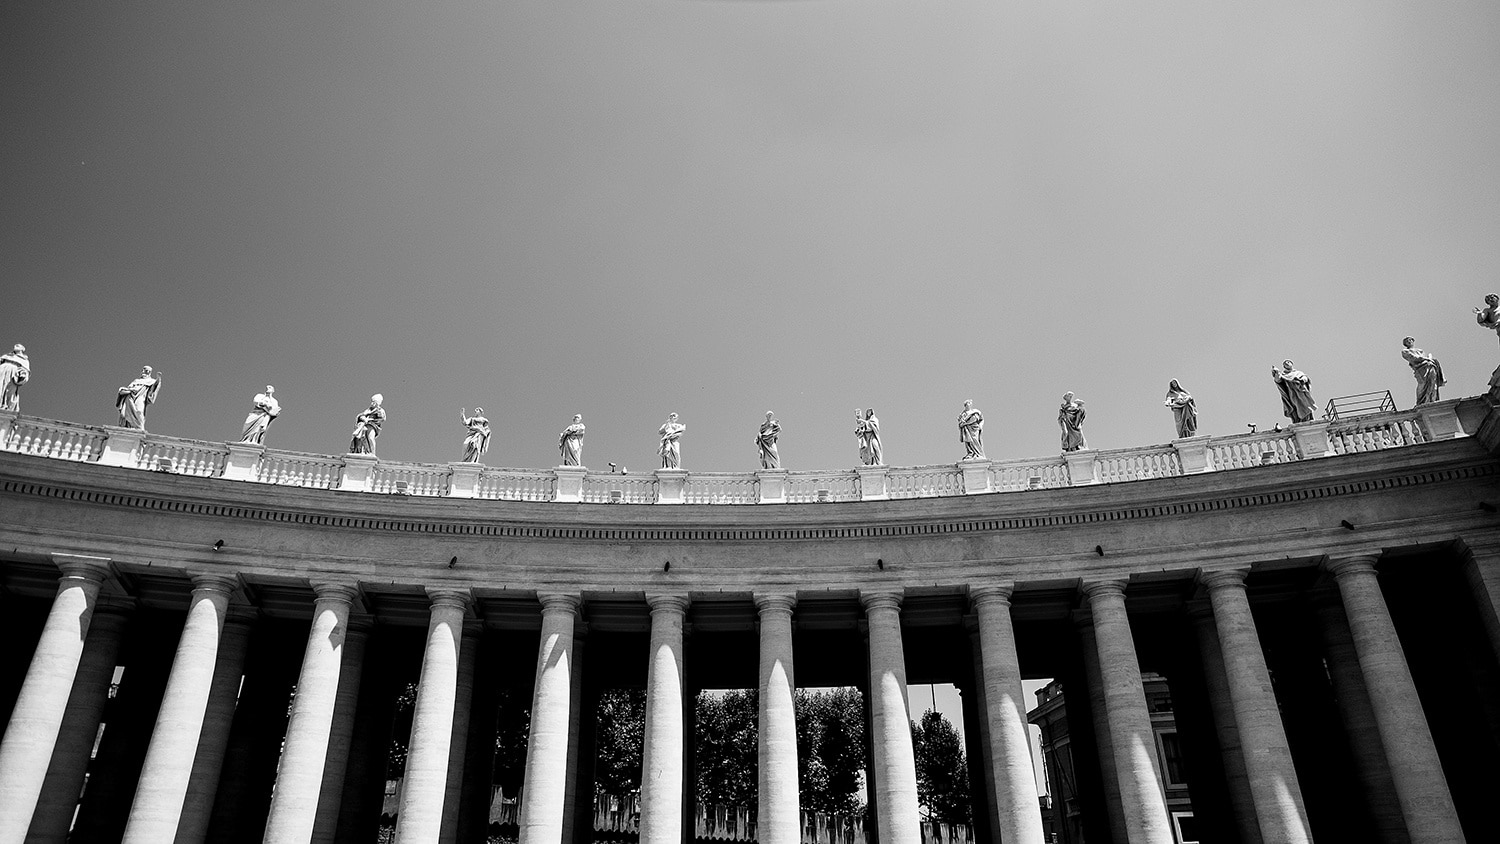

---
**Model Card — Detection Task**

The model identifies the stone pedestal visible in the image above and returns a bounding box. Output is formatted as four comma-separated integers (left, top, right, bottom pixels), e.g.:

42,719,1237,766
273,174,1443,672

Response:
554,465,585,503
856,465,890,501
655,469,687,504
447,462,483,498
1291,420,1334,458
99,425,145,467
960,459,993,494
1173,436,1212,474
757,469,788,504
221,442,264,481
1416,400,1465,441
337,453,378,492
1064,449,1098,485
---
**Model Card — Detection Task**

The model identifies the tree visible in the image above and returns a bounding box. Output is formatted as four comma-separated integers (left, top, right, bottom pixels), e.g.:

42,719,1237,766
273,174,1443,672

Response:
796,687,867,816
911,709,971,824
695,689,759,807
594,688,646,795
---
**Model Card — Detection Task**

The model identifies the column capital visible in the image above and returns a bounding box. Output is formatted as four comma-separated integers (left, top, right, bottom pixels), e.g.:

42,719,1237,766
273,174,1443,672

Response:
1080,578,1128,601
1324,554,1381,579
311,581,362,606
754,593,797,616
1197,568,1249,591
860,590,903,613
969,584,1016,610
646,593,690,615
51,553,112,582
538,593,582,615
425,587,471,612
188,572,240,597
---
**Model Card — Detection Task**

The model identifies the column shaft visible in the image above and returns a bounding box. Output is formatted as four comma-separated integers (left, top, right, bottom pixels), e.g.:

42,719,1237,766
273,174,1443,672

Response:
174,609,255,844
971,587,1045,844
638,595,687,844
1188,608,1263,844
862,592,920,844
439,621,481,844
519,596,580,844
394,589,469,843
0,556,109,844
1081,581,1173,844
755,595,799,844
121,575,236,844
1327,557,1462,844
312,616,371,844
263,584,359,843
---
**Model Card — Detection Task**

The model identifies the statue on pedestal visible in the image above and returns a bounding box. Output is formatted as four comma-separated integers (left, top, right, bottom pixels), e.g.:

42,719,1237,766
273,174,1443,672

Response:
1059,393,1087,452
558,414,585,466
957,400,985,459
0,344,29,412
1271,361,1316,423
349,394,385,455
1164,380,1197,438
658,413,685,469
1401,338,1445,405
1475,294,1500,345
460,407,491,462
757,411,781,469
116,366,162,430
856,408,883,465
240,386,281,444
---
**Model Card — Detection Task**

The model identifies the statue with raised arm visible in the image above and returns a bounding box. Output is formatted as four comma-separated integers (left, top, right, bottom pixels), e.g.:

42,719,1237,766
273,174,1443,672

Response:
957,399,985,459
1164,380,1197,438
0,344,29,412
349,394,385,455
1401,337,1445,405
658,412,685,469
1058,392,1087,452
116,365,163,430
1476,295,1500,345
1271,360,1316,423
460,407,491,462
239,385,281,444
856,408,883,465
559,414,585,467
757,411,781,469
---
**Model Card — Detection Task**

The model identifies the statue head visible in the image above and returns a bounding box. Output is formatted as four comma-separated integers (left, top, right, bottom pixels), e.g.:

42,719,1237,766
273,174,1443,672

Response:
766,410,775,419
573,414,582,423
1168,379,1182,391
11,344,22,354
265,385,275,394
865,408,875,419
1281,360,1295,372
1488,294,1499,307
668,412,679,421
1062,391,1074,403
963,399,973,409
141,365,153,376
370,393,383,406
474,407,483,414
1402,336,1415,348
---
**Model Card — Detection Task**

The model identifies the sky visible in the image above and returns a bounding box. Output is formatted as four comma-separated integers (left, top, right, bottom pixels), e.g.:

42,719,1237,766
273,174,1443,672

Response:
4,1,1500,476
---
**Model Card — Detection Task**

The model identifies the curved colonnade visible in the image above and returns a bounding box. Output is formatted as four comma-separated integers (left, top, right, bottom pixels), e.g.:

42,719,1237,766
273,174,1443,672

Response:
0,393,1499,844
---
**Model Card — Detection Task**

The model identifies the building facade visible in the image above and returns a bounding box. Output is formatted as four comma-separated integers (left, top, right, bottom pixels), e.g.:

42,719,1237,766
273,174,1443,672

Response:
0,394,1497,844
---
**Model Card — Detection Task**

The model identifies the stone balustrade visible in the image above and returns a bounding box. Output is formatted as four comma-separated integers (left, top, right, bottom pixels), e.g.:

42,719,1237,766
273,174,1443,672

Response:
0,398,1474,505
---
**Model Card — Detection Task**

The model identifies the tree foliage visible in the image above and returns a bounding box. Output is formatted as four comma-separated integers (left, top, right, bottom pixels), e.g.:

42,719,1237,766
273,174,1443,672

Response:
594,688,646,795
911,709,971,824
795,687,867,816
694,689,760,807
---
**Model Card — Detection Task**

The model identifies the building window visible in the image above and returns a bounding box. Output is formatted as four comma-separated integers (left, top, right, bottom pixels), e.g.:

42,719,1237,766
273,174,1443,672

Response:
1155,728,1188,788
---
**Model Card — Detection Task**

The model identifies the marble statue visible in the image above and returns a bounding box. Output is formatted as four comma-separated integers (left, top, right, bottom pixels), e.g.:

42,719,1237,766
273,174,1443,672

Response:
1164,380,1197,438
349,394,385,455
116,366,162,430
757,411,781,469
460,407,491,462
1475,294,1500,345
0,344,29,412
239,386,281,445
957,400,985,459
1271,360,1316,424
658,413,685,469
856,408,883,466
558,414,585,467
1058,392,1087,452
1401,337,1445,405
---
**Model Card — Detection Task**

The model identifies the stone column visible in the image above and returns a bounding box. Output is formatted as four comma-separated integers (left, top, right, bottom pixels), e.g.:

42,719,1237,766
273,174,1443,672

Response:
1325,555,1463,844
1187,605,1262,844
1460,541,1500,668
755,594,799,844
173,605,256,844
861,591,920,844
0,554,110,844
440,620,481,844
312,614,371,844
262,582,360,842
518,594,580,844
1199,570,1312,843
970,586,1045,844
1079,580,1173,844
393,588,470,843
1075,616,1129,844
24,597,131,844
639,595,688,844
121,573,238,844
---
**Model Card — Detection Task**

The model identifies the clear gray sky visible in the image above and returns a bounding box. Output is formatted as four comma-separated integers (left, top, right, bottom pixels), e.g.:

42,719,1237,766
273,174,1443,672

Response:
4,2,1499,472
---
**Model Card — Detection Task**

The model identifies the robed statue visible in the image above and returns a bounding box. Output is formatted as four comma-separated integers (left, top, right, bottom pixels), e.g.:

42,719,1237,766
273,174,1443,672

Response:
349,394,385,455
1476,294,1500,346
856,408,883,466
116,366,163,430
240,386,281,444
460,407,491,462
0,344,29,412
559,415,585,466
1164,380,1197,438
757,411,782,469
1401,338,1445,405
658,413,685,469
1058,392,1087,452
957,400,985,459
1271,361,1316,424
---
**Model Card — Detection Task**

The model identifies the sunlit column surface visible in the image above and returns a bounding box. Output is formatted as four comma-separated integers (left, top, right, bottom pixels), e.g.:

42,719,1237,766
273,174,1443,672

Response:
970,586,1045,844
1325,555,1463,844
394,588,470,844
755,594,799,844
262,582,360,843
1199,569,1312,843
312,613,372,844
440,619,481,844
639,595,688,844
518,594,580,844
121,573,237,844
861,591,920,844
173,604,255,844
1080,580,1174,844
1187,605,1263,844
